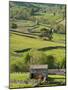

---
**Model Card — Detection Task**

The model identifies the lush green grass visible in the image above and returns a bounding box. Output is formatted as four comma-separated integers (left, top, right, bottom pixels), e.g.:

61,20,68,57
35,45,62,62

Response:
10,32,65,63
44,48,65,62
10,33,65,51
48,74,65,83
10,72,30,81
10,73,37,88
9,3,66,88
48,74,65,79
10,73,31,88
53,33,65,42
10,73,65,88
10,83,32,88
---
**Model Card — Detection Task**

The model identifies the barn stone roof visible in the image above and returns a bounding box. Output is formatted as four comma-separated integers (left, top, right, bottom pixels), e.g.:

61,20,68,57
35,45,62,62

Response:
30,65,48,69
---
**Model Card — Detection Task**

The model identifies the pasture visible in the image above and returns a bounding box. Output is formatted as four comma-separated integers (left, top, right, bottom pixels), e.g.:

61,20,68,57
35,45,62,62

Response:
9,1,66,88
10,19,65,88
10,32,65,62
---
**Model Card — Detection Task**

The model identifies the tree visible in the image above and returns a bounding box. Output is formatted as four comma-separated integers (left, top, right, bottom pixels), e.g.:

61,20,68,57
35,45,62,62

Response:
46,55,56,69
40,28,53,40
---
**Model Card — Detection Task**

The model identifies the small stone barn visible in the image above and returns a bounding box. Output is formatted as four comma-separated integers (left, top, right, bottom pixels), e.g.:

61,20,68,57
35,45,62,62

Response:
30,65,48,80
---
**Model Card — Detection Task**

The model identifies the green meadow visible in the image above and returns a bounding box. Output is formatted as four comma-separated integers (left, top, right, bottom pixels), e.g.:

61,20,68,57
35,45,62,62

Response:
10,33,65,61
9,1,66,88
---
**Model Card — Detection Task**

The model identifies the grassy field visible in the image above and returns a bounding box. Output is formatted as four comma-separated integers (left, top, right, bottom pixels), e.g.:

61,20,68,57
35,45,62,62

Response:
10,72,65,88
10,73,30,81
10,20,65,88
10,73,35,88
10,33,65,50
9,2,66,88
10,32,65,62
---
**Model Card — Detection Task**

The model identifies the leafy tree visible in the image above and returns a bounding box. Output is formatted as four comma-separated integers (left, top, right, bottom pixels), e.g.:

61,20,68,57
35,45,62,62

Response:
46,55,56,69
40,28,53,40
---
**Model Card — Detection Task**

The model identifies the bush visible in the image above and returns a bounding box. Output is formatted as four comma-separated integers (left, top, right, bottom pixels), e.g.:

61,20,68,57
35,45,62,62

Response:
29,49,47,65
45,55,56,69
56,57,66,69
24,50,57,69
11,23,17,29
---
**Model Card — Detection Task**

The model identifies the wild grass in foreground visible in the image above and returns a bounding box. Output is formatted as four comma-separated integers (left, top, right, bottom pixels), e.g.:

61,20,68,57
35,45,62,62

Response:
10,73,65,88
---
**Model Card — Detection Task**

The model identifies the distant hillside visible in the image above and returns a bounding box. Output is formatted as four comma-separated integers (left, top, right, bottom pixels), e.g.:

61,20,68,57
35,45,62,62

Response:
9,1,65,9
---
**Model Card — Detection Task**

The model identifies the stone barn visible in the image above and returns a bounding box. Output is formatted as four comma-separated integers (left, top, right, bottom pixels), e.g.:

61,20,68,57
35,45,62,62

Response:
30,65,48,80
